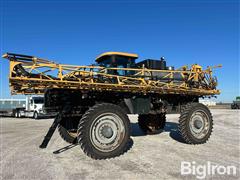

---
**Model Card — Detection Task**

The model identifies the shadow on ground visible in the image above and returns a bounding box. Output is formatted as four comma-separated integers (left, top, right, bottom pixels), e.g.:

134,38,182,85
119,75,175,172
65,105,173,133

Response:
52,121,186,155
131,122,186,144
164,122,186,143
53,138,134,155
53,144,78,154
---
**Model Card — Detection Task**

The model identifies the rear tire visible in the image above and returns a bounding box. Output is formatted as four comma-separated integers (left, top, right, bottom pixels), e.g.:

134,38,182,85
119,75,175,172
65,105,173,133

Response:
231,104,239,109
15,110,19,118
77,103,130,159
15,110,21,118
138,113,166,134
58,116,80,144
179,103,213,144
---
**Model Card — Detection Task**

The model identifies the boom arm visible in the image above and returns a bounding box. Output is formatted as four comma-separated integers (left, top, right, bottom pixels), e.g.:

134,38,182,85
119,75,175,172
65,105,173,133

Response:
2,53,220,96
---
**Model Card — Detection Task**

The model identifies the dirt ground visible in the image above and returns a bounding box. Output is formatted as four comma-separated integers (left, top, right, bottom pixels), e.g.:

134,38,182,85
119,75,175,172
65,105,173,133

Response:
0,109,239,180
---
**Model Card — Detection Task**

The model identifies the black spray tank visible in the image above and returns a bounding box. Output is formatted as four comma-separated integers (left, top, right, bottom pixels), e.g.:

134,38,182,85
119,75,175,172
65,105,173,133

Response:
137,57,184,82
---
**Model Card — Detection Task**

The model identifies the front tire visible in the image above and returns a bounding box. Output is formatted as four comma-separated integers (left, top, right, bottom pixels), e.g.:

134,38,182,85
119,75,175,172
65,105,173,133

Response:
77,103,130,159
179,103,213,144
33,112,39,119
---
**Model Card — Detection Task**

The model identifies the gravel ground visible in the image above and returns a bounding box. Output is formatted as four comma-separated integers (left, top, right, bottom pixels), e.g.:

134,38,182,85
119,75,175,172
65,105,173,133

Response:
0,109,239,180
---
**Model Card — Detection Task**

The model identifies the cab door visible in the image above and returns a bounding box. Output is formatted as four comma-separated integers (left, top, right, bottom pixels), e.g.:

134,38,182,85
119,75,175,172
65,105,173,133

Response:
29,98,34,111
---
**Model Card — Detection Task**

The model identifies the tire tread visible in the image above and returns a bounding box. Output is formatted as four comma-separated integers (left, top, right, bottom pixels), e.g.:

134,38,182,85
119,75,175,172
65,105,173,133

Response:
178,102,213,144
77,103,131,160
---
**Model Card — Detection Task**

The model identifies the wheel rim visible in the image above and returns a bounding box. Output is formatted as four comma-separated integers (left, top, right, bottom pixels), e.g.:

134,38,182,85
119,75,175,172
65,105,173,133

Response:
34,113,37,119
189,110,210,139
90,113,125,152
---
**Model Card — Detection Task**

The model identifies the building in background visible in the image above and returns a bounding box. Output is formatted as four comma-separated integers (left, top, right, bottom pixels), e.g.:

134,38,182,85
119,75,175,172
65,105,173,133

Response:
199,99,217,106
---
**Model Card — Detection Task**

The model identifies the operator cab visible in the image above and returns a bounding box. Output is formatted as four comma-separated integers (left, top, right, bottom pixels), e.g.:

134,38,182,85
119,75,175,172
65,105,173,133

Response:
96,52,138,68
95,52,138,76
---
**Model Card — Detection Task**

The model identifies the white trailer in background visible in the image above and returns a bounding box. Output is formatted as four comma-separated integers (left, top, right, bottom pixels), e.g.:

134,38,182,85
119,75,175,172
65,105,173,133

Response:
0,99,25,116
0,96,54,119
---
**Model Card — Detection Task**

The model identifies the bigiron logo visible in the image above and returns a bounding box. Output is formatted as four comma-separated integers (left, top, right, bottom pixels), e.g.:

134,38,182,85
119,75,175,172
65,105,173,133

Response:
180,161,237,179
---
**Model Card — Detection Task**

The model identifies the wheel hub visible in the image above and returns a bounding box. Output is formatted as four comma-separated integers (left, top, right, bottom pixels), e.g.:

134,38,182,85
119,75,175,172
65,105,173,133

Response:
101,125,114,138
90,113,125,152
194,119,203,129
190,110,210,139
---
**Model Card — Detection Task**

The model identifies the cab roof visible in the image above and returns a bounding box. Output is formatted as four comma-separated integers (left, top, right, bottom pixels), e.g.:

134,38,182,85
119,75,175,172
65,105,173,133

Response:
95,52,138,62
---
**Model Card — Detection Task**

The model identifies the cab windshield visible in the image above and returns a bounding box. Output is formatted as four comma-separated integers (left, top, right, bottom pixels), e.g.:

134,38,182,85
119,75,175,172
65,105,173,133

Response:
33,98,44,104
